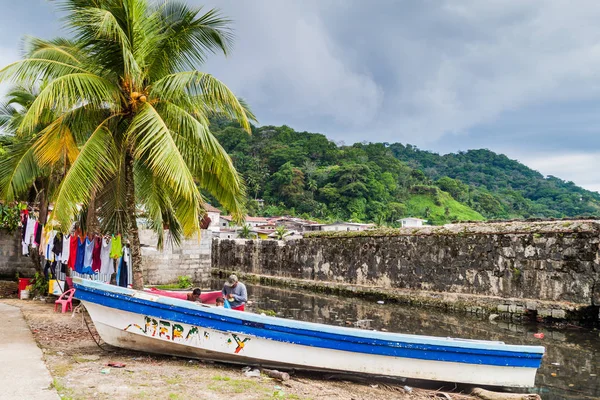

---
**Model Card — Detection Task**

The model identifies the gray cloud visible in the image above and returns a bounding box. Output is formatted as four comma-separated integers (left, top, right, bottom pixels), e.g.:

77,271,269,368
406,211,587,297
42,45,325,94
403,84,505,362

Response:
1,0,600,192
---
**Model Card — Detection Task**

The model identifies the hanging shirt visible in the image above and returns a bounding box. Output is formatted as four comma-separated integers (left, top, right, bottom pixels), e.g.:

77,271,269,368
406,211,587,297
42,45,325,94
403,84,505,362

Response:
21,212,28,242
40,226,49,255
24,217,36,246
45,231,55,262
33,222,42,247
123,246,132,287
53,232,63,259
99,238,113,274
110,234,123,259
61,234,71,264
82,236,95,274
68,235,79,270
117,257,128,288
91,237,102,272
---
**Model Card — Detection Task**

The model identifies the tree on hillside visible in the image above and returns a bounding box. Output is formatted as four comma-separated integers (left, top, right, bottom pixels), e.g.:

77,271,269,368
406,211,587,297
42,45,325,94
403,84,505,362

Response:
0,0,253,289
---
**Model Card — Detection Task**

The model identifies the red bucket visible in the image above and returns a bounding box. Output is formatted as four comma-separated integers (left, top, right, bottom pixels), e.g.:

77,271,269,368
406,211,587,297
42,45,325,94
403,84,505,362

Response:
18,278,32,298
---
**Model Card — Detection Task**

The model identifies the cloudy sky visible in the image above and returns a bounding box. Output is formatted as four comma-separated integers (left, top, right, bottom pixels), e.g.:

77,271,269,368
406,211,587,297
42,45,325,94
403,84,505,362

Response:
1,1,600,192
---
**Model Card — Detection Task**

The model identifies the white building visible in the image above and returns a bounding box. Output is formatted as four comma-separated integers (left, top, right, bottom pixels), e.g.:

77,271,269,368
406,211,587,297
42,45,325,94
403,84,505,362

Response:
398,218,427,227
203,204,222,232
220,215,271,229
320,222,375,232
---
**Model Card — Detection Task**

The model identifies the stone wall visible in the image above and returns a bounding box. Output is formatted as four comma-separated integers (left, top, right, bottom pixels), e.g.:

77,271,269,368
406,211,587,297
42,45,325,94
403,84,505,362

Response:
140,229,213,285
212,220,600,318
0,230,36,278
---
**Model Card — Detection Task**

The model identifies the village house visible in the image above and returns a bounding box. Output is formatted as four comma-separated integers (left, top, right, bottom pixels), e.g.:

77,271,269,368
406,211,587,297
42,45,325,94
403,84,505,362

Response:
398,217,427,227
320,222,375,232
219,215,271,229
202,203,222,232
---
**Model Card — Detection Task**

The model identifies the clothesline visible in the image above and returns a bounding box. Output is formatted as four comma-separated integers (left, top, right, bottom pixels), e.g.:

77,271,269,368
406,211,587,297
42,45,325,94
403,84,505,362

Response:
21,211,133,288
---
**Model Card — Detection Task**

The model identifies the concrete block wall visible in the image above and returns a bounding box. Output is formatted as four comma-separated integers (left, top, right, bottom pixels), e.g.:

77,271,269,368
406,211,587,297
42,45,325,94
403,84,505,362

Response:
140,229,213,285
0,230,36,278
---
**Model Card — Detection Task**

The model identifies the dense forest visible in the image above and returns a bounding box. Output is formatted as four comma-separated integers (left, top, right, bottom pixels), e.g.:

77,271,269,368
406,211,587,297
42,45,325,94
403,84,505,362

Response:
209,120,600,225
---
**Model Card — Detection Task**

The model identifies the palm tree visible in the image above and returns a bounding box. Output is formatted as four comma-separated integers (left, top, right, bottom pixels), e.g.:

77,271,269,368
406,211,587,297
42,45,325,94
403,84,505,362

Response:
237,224,253,239
273,225,288,240
0,0,254,289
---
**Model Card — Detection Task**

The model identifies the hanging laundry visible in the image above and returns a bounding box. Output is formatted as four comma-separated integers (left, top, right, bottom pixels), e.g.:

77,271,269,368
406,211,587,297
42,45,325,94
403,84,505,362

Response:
82,236,95,274
23,216,36,248
91,237,102,273
33,221,42,247
20,211,28,242
53,232,63,259
68,235,78,270
44,231,55,262
75,236,85,273
99,237,113,275
110,234,123,259
61,234,70,264
39,226,49,256
117,257,128,288
124,245,133,287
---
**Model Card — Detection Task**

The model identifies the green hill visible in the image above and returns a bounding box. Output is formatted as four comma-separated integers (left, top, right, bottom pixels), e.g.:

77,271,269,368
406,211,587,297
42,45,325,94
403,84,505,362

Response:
208,120,599,225
389,145,600,219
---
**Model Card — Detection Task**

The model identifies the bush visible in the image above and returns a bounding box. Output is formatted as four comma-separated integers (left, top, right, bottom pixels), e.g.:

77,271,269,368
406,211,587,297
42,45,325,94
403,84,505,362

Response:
177,275,193,288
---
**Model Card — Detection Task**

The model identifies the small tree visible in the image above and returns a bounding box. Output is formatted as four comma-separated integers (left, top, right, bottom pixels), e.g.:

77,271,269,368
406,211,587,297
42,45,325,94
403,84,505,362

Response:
273,225,288,240
238,224,253,239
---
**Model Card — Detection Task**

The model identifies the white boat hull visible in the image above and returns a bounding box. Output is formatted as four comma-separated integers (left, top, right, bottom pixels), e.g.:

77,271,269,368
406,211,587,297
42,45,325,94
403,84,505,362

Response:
84,301,537,387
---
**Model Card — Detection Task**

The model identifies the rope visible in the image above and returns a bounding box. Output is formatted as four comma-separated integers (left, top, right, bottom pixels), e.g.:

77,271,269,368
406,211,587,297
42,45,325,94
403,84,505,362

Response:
79,304,109,352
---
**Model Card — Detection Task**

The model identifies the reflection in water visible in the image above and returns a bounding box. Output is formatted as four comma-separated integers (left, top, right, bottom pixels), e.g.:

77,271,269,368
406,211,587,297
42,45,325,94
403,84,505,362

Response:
212,281,599,400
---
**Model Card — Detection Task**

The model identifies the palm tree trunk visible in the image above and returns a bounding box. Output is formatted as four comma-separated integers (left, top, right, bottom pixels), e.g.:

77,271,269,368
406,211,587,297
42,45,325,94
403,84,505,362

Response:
30,180,49,274
125,148,144,290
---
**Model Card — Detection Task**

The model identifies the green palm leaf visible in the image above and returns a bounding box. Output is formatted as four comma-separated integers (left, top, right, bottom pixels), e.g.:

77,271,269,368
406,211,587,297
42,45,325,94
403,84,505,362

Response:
52,122,119,229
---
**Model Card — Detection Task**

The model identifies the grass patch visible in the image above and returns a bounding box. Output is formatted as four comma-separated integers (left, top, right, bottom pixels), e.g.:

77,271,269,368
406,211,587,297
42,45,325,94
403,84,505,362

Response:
406,191,484,225
166,375,183,385
51,378,76,400
168,394,181,400
208,377,269,395
52,363,73,377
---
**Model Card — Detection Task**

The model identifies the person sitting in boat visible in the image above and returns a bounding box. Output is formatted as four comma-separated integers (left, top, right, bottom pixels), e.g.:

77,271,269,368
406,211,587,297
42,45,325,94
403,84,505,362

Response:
215,297,224,307
221,274,247,311
186,288,202,303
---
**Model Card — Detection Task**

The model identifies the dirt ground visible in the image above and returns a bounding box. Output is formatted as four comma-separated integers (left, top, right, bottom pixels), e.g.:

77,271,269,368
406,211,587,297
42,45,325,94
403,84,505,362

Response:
3,299,477,400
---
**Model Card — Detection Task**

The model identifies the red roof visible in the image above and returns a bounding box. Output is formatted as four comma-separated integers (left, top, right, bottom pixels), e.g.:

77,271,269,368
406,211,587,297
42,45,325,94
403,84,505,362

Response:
203,203,221,213
221,215,269,223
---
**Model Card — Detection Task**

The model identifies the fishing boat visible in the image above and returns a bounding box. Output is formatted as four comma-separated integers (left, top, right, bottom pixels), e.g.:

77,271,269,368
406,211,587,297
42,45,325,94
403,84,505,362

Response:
143,287,222,304
73,278,545,387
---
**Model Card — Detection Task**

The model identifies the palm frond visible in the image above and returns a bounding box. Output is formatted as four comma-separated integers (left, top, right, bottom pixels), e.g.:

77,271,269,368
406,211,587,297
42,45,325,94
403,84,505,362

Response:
19,73,121,134
52,121,119,230
24,36,85,66
67,5,141,83
32,116,80,168
156,101,246,221
127,102,200,203
151,70,252,132
0,138,42,201
148,3,233,79
0,58,90,84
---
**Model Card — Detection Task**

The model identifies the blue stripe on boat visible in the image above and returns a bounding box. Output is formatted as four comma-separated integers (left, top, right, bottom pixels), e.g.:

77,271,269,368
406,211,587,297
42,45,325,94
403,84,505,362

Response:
74,280,544,368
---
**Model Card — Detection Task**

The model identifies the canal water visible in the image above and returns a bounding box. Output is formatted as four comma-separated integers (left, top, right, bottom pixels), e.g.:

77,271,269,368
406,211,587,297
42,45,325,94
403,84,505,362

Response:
216,282,599,399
